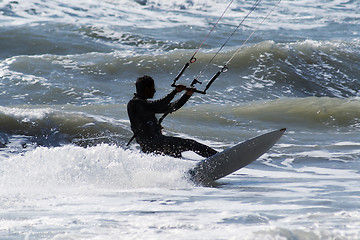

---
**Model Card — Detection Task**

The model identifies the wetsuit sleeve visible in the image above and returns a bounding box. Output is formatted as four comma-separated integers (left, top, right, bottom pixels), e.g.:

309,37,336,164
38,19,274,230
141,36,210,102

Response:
146,89,178,113
169,92,191,112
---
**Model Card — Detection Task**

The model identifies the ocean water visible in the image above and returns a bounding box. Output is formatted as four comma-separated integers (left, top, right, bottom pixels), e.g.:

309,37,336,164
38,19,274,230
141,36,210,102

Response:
0,0,360,239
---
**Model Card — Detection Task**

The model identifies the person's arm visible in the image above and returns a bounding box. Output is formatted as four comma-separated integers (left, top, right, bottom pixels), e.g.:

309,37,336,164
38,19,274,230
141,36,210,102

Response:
146,85,188,113
169,88,195,112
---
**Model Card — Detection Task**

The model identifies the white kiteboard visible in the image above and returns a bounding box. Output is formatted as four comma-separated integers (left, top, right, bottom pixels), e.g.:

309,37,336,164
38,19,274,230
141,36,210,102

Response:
188,128,286,185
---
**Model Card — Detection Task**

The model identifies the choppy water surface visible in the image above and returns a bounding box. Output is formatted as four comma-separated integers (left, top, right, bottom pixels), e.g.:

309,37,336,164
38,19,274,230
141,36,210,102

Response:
0,0,359,239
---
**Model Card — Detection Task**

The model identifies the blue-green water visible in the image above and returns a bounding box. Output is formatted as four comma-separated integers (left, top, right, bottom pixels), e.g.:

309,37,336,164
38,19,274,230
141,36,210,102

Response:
1,0,359,239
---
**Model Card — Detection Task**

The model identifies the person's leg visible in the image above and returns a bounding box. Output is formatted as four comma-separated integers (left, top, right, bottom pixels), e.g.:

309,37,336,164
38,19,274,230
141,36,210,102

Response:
137,136,182,157
137,135,218,158
162,136,217,158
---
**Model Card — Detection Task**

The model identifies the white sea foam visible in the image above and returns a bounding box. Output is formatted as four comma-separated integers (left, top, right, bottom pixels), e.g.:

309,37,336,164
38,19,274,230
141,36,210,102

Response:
1,0,358,31
0,106,52,120
0,144,193,191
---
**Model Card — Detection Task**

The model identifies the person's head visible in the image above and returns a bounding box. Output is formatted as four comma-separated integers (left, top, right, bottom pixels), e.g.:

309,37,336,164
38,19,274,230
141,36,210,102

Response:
136,75,156,99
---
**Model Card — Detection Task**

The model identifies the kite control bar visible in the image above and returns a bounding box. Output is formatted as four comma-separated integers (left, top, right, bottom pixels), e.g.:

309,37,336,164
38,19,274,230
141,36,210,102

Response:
172,64,227,95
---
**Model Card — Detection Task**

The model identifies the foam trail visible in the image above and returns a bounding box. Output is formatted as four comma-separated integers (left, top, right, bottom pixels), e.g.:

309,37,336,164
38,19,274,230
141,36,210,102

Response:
0,144,194,191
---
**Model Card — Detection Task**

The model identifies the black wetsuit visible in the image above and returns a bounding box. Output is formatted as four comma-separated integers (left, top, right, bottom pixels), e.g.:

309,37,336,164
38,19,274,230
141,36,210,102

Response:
127,90,217,158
